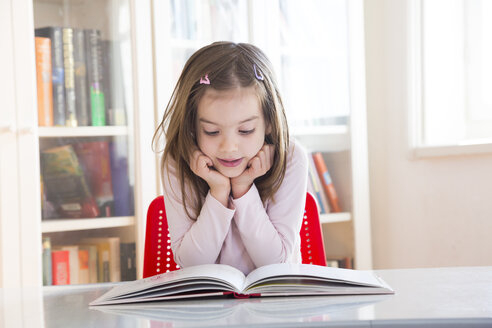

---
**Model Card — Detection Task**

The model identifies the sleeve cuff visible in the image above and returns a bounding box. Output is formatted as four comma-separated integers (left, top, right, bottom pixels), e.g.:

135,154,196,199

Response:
206,191,236,217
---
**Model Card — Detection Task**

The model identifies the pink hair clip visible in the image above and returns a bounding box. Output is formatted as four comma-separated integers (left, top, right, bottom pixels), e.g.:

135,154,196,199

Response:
254,64,264,81
200,74,210,85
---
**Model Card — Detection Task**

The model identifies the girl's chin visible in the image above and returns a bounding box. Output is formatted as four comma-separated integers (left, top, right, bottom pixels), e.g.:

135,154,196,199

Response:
216,165,246,178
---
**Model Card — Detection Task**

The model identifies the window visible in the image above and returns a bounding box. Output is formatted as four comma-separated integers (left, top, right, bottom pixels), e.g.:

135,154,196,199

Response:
411,0,492,156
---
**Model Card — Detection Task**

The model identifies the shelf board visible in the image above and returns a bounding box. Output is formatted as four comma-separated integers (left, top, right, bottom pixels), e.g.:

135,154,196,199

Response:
292,125,350,152
291,125,348,136
38,126,128,138
42,216,135,233
320,212,351,224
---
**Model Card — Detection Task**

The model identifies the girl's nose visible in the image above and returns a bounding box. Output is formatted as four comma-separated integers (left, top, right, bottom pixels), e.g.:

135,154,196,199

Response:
219,135,238,153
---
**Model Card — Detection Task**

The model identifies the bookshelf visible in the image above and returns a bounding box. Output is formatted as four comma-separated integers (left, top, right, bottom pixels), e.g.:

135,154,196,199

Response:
153,0,372,269
0,0,157,287
0,0,370,287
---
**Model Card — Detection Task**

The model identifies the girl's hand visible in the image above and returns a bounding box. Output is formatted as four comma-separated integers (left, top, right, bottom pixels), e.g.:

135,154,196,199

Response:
189,149,231,207
231,144,275,199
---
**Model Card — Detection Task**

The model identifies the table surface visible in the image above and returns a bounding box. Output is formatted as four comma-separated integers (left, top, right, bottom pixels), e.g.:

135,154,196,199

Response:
1,266,492,328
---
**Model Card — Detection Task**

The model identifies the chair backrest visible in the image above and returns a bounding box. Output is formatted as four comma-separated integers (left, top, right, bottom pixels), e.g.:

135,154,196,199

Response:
301,192,327,266
143,192,326,278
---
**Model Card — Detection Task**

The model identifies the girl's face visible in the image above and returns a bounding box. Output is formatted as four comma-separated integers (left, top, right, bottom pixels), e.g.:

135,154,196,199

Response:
196,86,268,178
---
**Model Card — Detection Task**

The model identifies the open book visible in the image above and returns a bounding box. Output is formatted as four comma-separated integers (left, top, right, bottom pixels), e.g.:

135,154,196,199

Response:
90,263,394,306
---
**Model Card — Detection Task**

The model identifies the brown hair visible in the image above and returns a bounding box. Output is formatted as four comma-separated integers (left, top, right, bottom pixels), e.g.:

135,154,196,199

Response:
153,41,290,219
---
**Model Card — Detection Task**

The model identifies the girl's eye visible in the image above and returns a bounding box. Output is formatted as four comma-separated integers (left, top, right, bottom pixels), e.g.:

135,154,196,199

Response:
239,129,255,135
204,130,219,136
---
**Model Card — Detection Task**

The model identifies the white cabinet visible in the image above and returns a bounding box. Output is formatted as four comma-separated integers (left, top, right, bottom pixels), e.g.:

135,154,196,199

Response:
0,0,157,287
152,0,372,269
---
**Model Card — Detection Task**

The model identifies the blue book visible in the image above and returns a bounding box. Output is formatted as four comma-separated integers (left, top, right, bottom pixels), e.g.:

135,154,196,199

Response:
109,138,133,216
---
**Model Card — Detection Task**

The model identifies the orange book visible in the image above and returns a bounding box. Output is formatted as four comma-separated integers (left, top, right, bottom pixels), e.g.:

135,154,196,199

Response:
312,152,341,212
34,37,53,126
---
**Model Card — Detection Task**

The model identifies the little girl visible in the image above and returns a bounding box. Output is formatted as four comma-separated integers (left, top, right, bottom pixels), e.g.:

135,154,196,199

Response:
154,41,308,275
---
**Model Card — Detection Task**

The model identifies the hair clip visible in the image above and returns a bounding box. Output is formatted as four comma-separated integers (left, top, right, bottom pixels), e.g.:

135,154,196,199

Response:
254,64,264,81
200,75,210,85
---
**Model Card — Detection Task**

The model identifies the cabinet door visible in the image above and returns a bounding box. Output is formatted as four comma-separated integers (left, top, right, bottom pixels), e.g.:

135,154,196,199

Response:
22,0,156,286
0,0,23,288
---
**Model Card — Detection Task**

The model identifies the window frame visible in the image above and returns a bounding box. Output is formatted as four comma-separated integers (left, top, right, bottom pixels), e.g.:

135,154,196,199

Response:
408,0,492,159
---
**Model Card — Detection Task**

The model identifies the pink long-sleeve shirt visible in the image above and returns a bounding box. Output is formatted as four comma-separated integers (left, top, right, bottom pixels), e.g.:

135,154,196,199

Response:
162,139,309,275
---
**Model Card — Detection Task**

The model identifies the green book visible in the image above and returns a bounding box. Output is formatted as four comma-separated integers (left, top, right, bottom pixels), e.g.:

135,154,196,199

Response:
85,29,106,126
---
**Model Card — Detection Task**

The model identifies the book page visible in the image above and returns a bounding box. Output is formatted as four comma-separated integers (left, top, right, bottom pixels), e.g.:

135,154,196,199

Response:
92,264,245,305
244,263,385,291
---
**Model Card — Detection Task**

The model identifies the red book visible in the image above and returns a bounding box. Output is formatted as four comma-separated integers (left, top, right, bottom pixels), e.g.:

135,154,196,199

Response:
312,152,341,212
74,141,114,216
51,250,70,285
35,37,53,126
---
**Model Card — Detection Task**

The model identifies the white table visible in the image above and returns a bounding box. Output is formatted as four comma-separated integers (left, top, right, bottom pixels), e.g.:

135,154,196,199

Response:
1,266,491,327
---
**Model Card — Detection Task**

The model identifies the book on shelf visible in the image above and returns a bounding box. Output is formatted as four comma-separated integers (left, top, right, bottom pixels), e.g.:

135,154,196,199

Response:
62,27,77,127
51,249,70,285
120,242,137,281
102,40,127,126
40,144,100,219
307,152,330,214
78,248,90,284
73,28,91,126
74,141,114,216
42,237,52,286
53,245,80,284
35,27,66,126
81,237,121,283
109,139,133,216
79,244,99,284
85,29,106,126
90,263,394,306
326,257,353,269
312,152,341,213
34,37,53,126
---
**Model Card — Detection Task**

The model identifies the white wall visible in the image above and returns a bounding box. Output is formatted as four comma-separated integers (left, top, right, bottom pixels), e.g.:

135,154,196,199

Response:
365,0,492,269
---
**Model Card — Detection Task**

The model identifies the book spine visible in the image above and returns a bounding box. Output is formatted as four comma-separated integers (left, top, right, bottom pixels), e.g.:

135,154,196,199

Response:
101,248,110,282
312,152,341,212
79,245,98,283
102,40,127,126
73,29,90,126
42,237,52,285
78,249,90,284
51,250,70,285
34,37,53,126
73,141,114,216
62,28,77,127
308,153,329,213
109,139,133,216
120,242,136,281
35,27,66,126
58,246,79,285
85,29,106,126
109,238,121,282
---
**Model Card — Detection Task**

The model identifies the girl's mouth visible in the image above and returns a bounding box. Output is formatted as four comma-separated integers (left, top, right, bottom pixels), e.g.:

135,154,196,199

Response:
218,158,243,167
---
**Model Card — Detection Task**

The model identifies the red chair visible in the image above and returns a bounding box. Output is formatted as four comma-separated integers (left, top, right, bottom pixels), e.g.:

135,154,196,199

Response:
143,192,326,278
